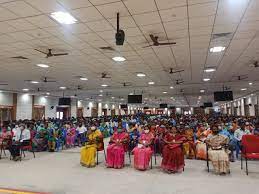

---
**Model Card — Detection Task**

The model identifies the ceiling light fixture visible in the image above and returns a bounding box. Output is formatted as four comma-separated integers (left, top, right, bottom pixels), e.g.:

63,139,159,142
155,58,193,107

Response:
210,46,225,53
99,94,103,97
30,81,39,84
129,93,133,95
163,91,168,94
137,73,146,77
46,92,50,95
101,84,108,87
22,88,29,91
36,64,49,68
80,77,88,81
112,56,126,62
203,78,210,82
148,81,155,85
200,89,205,93
170,86,174,89
99,90,103,93
50,11,77,24
241,88,247,91
59,86,66,90
204,67,216,72
249,82,253,85
111,97,115,99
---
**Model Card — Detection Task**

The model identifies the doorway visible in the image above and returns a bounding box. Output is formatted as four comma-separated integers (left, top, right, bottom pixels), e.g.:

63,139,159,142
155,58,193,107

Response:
244,104,249,116
0,106,14,121
56,106,70,120
111,109,115,116
91,107,98,117
102,108,107,116
77,107,83,118
33,105,45,120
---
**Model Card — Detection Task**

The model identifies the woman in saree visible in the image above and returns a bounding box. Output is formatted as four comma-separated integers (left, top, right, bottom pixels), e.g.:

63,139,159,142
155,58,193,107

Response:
80,126,103,167
183,126,196,159
132,125,154,170
66,123,76,148
161,126,186,173
106,125,129,169
206,125,230,175
33,124,48,152
196,126,210,160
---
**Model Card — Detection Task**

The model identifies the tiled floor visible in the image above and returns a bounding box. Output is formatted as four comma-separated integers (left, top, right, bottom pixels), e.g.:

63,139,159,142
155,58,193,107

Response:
0,146,259,194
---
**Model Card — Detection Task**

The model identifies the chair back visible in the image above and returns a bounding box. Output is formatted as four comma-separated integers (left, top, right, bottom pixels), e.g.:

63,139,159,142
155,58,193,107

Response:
242,135,259,154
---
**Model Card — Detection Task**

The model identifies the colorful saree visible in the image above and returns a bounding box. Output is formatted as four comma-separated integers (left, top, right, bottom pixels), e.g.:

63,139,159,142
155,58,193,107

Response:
161,133,186,172
106,131,129,169
183,128,195,159
80,130,103,167
132,132,154,170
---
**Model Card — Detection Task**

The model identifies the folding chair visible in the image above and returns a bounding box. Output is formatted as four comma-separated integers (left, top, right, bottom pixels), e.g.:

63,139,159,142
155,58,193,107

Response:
241,135,259,175
20,139,35,161
96,141,107,165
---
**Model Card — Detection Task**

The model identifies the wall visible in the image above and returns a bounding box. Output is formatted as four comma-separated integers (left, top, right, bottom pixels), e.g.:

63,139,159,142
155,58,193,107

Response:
71,98,77,118
16,93,32,120
34,96,58,118
0,92,13,106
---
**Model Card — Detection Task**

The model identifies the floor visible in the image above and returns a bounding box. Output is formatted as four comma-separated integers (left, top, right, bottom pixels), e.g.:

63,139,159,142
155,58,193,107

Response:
0,143,259,194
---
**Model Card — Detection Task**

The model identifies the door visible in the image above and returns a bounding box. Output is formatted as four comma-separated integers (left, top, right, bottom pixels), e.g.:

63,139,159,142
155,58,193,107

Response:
77,107,83,118
255,104,259,117
56,107,70,119
91,107,98,117
33,106,45,120
111,109,115,116
244,104,250,116
102,108,107,116
0,107,14,121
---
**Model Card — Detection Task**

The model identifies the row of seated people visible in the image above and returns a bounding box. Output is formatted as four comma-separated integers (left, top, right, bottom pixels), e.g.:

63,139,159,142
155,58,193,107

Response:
80,121,259,175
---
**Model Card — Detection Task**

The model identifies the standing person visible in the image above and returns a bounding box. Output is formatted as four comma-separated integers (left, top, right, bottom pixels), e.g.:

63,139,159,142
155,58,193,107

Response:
66,124,76,148
234,124,251,159
76,123,87,146
106,125,129,169
80,126,103,168
132,125,154,170
206,125,230,175
161,126,186,173
9,124,31,161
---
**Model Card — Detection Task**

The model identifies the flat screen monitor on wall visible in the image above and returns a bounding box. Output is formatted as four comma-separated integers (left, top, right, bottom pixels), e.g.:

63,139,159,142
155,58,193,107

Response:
128,95,142,104
58,98,71,106
160,104,168,108
120,104,128,109
204,102,213,107
214,91,233,101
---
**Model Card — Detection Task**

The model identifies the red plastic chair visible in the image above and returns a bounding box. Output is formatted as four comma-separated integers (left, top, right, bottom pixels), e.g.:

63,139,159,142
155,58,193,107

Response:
241,135,259,175
20,139,35,161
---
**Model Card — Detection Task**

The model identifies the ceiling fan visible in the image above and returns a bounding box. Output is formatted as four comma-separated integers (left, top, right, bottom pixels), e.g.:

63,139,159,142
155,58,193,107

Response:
176,79,184,85
249,61,259,68
0,82,8,86
168,68,184,74
101,72,111,79
143,34,176,48
35,48,68,58
41,77,56,83
233,75,248,81
121,82,131,87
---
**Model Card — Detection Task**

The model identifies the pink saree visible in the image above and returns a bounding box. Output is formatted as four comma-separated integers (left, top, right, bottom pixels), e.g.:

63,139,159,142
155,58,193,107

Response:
106,131,129,169
132,132,154,170
66,127,76,146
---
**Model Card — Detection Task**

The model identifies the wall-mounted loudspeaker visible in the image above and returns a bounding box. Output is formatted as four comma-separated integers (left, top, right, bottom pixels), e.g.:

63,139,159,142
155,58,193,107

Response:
87,107,90,110
50,106,54,110
249,104,252,106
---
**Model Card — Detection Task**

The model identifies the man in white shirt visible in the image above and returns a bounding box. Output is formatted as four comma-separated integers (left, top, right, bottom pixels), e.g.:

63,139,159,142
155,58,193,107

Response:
76,123,87,146
9,124,31,161
234,124,251,159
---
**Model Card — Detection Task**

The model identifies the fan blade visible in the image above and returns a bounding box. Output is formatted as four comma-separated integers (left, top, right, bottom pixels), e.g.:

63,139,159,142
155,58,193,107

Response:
11,56,28,59
158,42,176,46
150,34,158,44
170,70,184,74
142,45,153,48
53,53,68,56
45,80,56,83
34,49,48,55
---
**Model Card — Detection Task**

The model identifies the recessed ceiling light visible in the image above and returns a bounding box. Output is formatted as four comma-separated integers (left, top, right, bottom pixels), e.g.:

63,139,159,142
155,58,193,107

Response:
111,96,115,99
99,90,103,93
46,92,50,95
59,86,66,90
148,81,155,85
137,73,146,77
50,11,77,24
99,94,103,97
170,86,174,89
36,64,49,68
30,81,39,84
112,56,126,62
129,93,134,95
210,46,225,53
249,82,253,85
204,68,216,72
203,78,210,82
120,98,124,101
200,89,205,93
22,88,29,91
101,84,108,87
80,77,88,81
241,88,247,91
163,91,167,94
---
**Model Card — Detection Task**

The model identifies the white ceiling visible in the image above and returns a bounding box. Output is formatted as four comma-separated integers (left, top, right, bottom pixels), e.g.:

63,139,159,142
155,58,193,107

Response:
0,0,259,107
